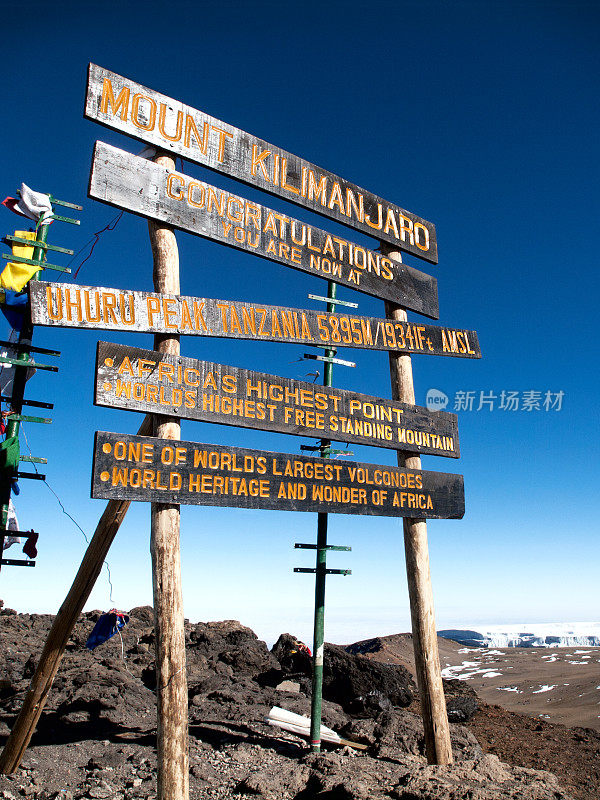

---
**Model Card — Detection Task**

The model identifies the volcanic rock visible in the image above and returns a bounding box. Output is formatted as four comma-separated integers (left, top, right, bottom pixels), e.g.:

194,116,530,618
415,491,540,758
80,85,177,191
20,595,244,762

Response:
446,695,479,723
0,608,583,800
271,634,415,716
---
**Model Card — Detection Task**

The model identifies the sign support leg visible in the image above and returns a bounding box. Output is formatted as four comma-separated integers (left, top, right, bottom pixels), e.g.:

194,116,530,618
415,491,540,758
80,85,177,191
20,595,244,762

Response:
0,416,151,775
382,243,453,766
148,154,189,800
309,280,336,752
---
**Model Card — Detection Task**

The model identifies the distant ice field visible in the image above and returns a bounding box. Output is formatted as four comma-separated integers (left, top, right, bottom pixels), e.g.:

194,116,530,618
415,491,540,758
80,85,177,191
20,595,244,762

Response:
438,622,600,648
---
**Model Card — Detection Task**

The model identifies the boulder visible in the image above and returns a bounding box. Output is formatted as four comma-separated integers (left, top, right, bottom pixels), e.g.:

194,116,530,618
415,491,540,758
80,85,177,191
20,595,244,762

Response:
322,644,414,714
447,695,479,722
271,636,415,716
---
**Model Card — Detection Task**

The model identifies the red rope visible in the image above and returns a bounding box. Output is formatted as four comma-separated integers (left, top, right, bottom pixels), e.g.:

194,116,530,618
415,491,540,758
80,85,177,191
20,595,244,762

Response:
71,156,183,280
72,211,124,279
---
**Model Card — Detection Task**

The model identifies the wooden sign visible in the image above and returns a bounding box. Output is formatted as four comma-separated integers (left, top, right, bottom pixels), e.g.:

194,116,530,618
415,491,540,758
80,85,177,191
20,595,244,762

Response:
31,280,481,359
95,341,460,458
89,142,439,317
85,64,438,263
91,432,465,519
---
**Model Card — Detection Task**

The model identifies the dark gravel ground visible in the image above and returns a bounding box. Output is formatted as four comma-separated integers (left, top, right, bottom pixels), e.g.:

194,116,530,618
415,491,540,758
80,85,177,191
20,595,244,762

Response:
0,606,585,799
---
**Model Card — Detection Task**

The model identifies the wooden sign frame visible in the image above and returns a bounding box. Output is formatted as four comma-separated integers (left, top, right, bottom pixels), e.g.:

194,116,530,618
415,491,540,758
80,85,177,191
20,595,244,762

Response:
91,431,465,519
85,64,438,263
31,280,481,359
94,341,460,458
89,142,439,317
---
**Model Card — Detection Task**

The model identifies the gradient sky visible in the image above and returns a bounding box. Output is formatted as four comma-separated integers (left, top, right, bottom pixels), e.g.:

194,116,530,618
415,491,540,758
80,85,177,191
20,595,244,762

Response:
0,0,598,647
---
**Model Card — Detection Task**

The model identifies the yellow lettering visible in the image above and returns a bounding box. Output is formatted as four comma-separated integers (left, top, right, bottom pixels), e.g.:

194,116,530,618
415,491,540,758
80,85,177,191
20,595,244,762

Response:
131,93,156,131
184,115,209,153
251,146,271,182
212,125,233,162
158,103,183,142
307,170,327,205
100,78,129,121
328,181,345,214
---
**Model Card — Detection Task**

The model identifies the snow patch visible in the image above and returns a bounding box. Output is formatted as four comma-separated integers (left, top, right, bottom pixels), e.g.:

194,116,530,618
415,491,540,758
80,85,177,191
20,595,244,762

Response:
441,660,504,681
532,685,556,694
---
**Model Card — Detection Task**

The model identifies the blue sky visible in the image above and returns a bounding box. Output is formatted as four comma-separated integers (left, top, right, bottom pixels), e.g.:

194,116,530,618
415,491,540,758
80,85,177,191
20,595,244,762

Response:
0,0,598,646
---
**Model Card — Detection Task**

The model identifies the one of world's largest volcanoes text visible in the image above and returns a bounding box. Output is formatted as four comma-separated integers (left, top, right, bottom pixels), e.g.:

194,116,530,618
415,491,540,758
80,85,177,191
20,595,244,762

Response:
91,432,465,519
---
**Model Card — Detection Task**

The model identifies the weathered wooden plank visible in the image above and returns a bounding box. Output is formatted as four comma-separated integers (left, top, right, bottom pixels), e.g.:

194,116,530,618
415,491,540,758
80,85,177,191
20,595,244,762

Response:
31,281,481,359
91,432,465,520
85,64,438,263
88,142,439,317
94,341,460,458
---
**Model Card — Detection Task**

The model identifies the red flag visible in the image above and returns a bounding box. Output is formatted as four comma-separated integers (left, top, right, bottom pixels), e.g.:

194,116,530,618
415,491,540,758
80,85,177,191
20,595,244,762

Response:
1,197,25,217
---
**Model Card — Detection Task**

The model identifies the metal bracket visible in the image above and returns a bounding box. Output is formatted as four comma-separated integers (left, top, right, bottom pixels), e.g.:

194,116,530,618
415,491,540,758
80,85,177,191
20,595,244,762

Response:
1,558,35,568
4,236,74,256
0,356,58,372
295,543,351,551
1,396,54,410
48,213,80,226
47,197,82,211
19,455,47,464
304,353,356,368
305,343,341,351
308,293,358,309
2,253,71,274
6,414,51,425
17,471,45,481
0,341,60,357
294,567,352,576
17,189,82,211
299,445,353,456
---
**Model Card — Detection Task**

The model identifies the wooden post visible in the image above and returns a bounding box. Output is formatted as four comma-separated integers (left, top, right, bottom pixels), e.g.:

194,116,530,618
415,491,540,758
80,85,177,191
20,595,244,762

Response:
382,243,453,766
148,153,189,800
0,416,151,775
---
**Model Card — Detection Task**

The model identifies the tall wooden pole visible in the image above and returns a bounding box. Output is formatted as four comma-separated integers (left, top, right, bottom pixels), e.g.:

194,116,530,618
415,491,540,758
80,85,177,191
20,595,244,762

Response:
148,153,189,800
382,243,453,766
0,417,151,775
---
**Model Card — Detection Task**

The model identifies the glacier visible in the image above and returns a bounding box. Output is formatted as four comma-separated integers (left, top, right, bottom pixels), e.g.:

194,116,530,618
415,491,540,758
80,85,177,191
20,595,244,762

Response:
438,622,600,648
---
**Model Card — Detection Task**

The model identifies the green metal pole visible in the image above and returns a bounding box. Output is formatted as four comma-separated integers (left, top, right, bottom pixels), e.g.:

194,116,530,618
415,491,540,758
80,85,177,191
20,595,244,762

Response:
309,279,337,751
0,220,48,546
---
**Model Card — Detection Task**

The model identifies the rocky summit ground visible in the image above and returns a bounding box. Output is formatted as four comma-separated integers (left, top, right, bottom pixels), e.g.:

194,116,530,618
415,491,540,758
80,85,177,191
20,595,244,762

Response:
0,607,597,799
348,633,600,799
347,632,600,730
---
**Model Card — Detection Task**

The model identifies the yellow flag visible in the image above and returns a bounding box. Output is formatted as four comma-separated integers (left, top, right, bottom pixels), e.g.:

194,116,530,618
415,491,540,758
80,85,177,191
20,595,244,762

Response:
0,230,39,292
